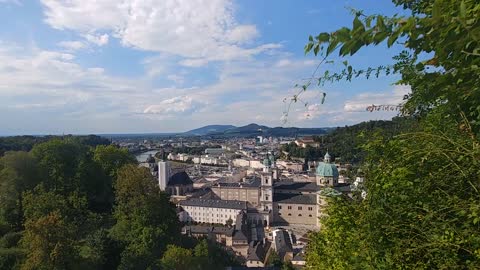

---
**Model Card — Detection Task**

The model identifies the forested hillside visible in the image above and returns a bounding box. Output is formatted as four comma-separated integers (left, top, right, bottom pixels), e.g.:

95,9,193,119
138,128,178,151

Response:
304,0,480,269
282,117,417,164
0,138,237,269
0,135,110,156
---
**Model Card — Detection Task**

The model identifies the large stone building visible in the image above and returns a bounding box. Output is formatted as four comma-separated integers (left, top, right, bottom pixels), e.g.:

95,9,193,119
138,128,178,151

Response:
179,152,345,228
178,199,247,224
211,178,261,207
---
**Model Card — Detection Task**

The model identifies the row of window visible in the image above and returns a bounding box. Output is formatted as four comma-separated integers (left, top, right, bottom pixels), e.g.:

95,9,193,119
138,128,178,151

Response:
189,213,233,219
185,207,236,212
187,217,224,223
277,206,314,211
278,213,313,217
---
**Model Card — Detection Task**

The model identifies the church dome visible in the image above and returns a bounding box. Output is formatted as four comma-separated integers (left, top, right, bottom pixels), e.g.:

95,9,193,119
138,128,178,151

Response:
316,152,338,177
263,157,272,167
316,162,339,177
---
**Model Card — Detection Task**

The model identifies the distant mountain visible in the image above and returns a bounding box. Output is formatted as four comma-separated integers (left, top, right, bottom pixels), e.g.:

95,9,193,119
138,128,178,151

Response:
205,123,332,137
184,125,236,136
224,123,270,135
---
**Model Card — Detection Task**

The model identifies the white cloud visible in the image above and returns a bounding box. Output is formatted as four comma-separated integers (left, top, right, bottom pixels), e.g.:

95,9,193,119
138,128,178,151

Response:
167,74,184,84
343,85,410,112
0,40,402,133
179,58,210,67
39,0,278,64
57,40,86,51
84,33,109,46
275,59,291,67
227,25,258,44
143,95,205,117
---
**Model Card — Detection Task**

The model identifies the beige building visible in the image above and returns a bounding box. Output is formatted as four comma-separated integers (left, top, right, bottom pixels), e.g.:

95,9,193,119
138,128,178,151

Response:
274,194,317,225
211,178,261,207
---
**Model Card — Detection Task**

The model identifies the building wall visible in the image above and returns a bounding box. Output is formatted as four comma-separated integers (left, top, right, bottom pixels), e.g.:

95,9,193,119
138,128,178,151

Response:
166,184,193,196
180,205,243,225
232,159,263,169
273,202,317,225
158,161,170,191
211,187,260,207
276,161,304,172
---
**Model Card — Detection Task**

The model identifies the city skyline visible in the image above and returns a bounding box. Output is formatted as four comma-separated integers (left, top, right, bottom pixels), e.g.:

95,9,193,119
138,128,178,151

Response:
1,0,408,135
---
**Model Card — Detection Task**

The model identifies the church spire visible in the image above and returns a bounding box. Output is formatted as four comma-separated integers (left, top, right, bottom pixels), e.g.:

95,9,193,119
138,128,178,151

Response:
324,151,331,163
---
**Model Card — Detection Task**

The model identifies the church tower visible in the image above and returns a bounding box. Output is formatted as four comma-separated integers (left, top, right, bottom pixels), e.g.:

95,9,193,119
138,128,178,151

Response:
260,153,274,226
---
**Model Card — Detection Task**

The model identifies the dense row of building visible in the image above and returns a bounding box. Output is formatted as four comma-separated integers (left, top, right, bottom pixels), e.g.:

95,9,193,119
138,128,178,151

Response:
135,137,359,267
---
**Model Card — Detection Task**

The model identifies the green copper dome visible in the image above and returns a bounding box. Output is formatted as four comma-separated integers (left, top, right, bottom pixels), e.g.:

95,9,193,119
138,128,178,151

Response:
316,162,339,177
316,152,338,177
263,157,272,167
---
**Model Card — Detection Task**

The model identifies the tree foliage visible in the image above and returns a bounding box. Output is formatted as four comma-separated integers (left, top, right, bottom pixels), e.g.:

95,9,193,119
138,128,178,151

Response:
0,136,221,269
306,0,480,269
110,165,180,269
282,117,417,164
93,145,136,180
160,239,239,270
0,151,41,230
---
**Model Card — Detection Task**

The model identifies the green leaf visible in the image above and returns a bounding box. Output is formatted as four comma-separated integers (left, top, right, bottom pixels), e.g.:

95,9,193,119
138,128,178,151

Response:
387,32,399,47
353,16,363,31
305,42,314,54
373,31,388,44
376,16,385,30
339,42,354,56
432,0,441,19
326,41,338,56
460,1,466,19
316,33,330,43
335,27,351,42
350,41,363,55
313,44,320,56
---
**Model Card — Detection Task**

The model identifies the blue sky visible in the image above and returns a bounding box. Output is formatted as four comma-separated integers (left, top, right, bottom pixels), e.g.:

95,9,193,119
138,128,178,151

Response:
0,0,410,135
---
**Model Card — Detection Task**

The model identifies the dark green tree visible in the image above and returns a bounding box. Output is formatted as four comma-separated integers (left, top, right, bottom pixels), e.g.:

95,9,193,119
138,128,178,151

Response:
93,145,136,180
110,165,180,269
0,151,40,230
160,244,194,270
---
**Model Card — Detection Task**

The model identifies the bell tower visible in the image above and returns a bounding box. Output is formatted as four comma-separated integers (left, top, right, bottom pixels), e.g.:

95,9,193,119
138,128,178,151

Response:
260,153,274,226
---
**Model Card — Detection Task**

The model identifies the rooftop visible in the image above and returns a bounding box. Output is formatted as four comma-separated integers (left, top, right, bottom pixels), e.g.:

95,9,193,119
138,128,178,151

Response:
274,181,319,192
214,178,261,188
247,240,271,262
179,199,247,210
274,193,317,205
168,171,193,186
273,230,293,258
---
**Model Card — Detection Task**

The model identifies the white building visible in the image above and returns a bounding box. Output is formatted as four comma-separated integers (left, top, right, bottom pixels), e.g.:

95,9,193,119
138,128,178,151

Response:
178,199,247,225
158,161,170,191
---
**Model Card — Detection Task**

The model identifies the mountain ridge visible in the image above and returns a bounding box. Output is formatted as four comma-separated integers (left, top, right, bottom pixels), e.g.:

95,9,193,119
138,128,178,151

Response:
184,123,332,137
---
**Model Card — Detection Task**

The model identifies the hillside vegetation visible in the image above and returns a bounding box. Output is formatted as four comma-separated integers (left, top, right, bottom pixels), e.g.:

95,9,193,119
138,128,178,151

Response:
0,137,237,269
304,0,480,268
282,117,417,164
